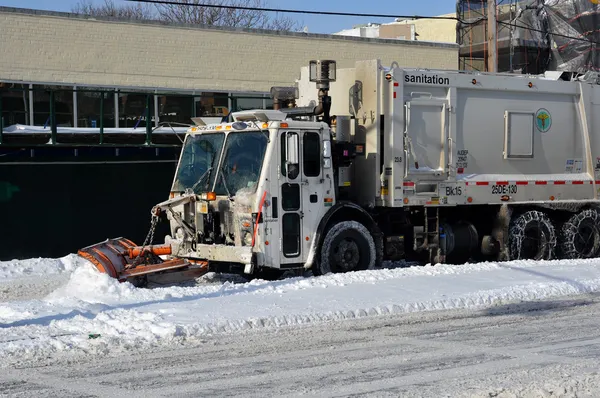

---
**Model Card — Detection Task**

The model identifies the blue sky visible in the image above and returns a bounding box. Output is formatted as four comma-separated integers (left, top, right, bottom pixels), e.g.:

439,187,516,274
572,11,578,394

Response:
0,0,456,33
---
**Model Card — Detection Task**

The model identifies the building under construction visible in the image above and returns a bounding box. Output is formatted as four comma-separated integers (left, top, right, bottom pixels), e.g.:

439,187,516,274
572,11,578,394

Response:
457,0,599,75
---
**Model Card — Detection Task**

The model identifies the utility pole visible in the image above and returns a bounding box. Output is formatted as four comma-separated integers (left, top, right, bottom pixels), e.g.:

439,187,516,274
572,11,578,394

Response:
487,0,498,72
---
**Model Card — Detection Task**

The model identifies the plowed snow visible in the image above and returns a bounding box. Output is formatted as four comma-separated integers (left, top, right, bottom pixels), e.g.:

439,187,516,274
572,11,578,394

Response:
2,255,600,366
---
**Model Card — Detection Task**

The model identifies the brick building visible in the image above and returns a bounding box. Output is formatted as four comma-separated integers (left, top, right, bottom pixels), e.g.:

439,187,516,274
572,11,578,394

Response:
0,6,458,129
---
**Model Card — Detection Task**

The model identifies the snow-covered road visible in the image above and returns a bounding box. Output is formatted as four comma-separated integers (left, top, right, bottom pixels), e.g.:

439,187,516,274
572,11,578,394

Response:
2,254,600,372
2,294,600,397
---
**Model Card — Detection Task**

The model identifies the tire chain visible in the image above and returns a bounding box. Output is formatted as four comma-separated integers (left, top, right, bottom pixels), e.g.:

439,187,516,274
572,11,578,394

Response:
509,210,556,261
560,208,600,259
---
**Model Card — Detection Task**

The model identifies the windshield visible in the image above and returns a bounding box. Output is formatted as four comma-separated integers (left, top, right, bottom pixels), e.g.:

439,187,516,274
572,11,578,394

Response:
172,133,225,193
214,132,268,196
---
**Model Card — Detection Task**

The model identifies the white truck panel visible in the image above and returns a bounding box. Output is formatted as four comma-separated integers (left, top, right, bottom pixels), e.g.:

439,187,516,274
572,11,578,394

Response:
397,72,597,206
296,60,600,208
593,87,600,192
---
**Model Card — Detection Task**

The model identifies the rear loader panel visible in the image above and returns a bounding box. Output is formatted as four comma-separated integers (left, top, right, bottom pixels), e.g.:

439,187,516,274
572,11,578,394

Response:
394,68,598,206
589,84,600,197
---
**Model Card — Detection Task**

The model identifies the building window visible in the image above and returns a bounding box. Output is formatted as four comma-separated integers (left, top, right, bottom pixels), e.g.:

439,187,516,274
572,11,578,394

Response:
1,83,273,131
119,92,155,128
231,95,264,112
195,92,229,118
157,95,194,125
32,85,74,127
77,88,116,128
0,83,30,126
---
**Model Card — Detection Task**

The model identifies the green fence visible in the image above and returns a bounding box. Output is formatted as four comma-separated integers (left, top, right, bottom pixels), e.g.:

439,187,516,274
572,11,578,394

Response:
0,85,270,147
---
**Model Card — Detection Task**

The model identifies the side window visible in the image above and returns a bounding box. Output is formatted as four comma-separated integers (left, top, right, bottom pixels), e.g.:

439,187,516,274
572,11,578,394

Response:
282,213,301,257
281,132,299,180
281,183,300,211
303,132,321,177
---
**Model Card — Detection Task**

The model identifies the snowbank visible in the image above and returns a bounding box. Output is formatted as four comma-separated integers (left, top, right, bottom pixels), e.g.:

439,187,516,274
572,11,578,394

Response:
2,256,600,365
0,254,81,281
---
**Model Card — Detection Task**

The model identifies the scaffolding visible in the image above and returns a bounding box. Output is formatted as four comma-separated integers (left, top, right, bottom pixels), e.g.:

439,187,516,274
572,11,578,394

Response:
544,0,600,73
457,0,599,74
457,0,550,74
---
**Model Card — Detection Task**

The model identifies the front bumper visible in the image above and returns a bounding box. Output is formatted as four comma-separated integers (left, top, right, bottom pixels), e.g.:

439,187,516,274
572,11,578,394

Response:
194,244,253,265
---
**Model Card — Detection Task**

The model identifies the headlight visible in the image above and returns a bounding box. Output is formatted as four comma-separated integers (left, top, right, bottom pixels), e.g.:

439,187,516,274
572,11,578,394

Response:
243,231,253,246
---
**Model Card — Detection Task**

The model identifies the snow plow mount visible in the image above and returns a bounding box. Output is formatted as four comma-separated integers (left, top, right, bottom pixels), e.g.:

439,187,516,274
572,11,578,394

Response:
77,238,208,284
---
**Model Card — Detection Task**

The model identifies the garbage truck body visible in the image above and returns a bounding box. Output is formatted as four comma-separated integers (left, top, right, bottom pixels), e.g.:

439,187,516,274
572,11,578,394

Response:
79,59,600,284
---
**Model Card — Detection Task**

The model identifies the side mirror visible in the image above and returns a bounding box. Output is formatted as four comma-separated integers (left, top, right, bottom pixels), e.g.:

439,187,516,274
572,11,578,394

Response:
285,133,299,179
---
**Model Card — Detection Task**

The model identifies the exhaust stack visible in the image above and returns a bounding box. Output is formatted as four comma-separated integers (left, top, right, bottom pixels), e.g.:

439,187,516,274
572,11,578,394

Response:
309,60,336,126
270,60,337,125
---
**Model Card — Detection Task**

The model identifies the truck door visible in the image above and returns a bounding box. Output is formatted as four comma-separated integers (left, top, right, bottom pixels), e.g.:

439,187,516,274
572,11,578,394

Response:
299,131,324,262
279,131,303,267
279,130,325,267
405,99,450,179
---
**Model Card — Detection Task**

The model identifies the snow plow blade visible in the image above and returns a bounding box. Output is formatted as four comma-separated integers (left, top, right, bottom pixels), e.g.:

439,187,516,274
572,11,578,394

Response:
77,238,208,284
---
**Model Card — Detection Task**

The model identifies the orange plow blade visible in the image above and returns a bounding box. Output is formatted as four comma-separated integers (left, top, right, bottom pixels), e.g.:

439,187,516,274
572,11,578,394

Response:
77,238,208,284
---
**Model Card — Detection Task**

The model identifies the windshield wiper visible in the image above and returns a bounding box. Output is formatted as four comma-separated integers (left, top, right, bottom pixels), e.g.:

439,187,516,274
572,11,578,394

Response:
191,148,221,193
191,167,213,193
219,171,233,200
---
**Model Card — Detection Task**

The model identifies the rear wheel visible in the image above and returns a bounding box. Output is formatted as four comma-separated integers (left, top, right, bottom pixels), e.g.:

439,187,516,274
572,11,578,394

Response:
560,209,600,259
508,210,556,261
317,221,376,275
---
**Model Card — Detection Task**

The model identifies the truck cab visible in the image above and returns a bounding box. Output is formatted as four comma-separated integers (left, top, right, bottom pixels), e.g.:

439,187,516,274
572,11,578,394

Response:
167,110,345,275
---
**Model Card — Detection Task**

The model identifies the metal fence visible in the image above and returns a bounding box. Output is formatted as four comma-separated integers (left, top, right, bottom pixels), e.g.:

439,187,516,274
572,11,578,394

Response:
0,85,270,147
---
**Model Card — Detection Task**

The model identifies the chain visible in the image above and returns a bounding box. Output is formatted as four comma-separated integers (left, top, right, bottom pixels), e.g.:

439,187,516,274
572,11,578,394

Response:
131,213,159,268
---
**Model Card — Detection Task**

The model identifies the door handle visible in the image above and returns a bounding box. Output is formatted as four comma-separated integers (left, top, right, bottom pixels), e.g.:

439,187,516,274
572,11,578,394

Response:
447,137,453,174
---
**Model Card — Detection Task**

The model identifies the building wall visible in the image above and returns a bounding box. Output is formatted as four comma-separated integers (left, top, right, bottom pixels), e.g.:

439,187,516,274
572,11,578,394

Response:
0,7,458,93
395,13,457,43
379,24,414,40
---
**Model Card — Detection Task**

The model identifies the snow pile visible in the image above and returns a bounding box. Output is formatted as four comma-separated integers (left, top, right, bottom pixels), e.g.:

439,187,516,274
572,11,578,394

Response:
46,263,140,305
0,254,81,280
0,254,88,301
45,263,236,306
2,257,600,365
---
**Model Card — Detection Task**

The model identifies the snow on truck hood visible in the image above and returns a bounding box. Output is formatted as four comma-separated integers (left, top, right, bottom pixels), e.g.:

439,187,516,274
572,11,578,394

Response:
2,255,600,365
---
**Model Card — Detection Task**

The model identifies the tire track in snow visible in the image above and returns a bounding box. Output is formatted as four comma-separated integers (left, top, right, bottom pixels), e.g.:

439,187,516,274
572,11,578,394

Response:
3,295,600,397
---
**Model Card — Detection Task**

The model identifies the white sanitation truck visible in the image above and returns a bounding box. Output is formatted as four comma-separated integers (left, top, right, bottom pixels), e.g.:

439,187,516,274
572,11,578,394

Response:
79,59,600,285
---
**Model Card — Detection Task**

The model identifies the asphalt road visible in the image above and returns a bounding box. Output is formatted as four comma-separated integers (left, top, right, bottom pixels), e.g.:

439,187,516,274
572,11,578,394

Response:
2,294,600,397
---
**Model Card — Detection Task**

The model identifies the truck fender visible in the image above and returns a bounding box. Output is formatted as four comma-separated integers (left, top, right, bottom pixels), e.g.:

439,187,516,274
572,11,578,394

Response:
304,201,383,270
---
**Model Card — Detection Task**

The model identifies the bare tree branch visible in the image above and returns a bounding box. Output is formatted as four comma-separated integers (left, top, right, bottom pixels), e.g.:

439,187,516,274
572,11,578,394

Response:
72,0,155,20
72,0,301,30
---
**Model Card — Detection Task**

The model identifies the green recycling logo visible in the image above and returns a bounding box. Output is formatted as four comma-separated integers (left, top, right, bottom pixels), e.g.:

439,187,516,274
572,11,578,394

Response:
536,108,552,133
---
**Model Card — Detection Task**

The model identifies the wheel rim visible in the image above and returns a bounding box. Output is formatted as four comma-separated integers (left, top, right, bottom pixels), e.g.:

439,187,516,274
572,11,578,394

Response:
574,222,599,258
521,223,548,260
331,238,361,272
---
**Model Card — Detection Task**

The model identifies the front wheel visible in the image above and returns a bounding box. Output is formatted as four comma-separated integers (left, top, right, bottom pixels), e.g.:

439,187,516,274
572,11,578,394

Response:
317,221,376,275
